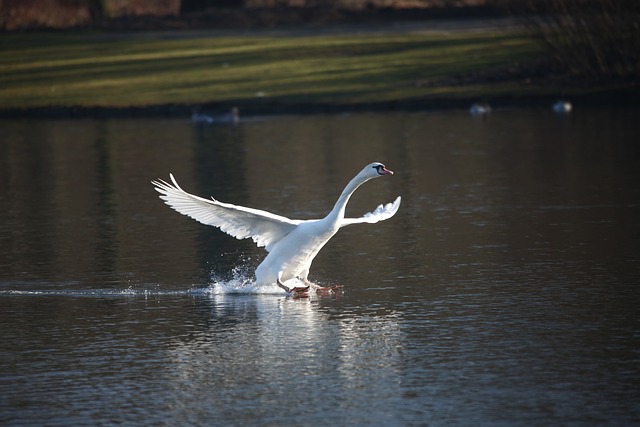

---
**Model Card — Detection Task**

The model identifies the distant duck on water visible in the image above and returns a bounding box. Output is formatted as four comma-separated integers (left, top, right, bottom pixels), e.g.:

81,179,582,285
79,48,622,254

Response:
552,100,572,113
469,101,492,116
191,106,240,124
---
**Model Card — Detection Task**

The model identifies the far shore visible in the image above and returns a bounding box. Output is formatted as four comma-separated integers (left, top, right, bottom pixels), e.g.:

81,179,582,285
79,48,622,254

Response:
2,18,638,119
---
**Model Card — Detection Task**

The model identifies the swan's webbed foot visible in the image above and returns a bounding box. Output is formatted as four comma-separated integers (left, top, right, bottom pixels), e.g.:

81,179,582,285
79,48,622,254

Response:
277,279,310,297
302,279,343,294
290,287,310,298
314,284,344,294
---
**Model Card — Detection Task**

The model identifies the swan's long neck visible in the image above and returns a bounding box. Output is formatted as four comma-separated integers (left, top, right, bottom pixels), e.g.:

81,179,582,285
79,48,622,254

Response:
326,172,371,225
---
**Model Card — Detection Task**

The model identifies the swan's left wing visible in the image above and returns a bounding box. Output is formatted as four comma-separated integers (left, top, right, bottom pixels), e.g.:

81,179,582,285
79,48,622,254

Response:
152,174,300,251
340,196,401,227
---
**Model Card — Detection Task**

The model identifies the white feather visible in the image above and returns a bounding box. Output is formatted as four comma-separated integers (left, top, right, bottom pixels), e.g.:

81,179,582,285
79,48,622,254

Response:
341,196,402,226
152,174,300,251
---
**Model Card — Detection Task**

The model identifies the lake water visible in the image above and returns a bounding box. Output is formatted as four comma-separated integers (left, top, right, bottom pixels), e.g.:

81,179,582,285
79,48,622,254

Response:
1,108,639,426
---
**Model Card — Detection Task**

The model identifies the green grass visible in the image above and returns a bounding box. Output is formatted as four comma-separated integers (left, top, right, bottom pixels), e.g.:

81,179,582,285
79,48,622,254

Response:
0,28,543,110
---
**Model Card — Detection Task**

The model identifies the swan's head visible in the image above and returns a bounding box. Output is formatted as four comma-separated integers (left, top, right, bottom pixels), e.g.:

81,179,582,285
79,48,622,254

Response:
366,162,393,178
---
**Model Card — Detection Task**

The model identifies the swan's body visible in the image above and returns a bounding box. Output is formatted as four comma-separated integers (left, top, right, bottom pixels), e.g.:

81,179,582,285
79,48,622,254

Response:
152,163,400,294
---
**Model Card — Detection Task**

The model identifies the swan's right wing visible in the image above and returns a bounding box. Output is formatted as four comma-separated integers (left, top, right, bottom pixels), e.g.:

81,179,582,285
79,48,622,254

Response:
340,196,401,227
152,174,300,251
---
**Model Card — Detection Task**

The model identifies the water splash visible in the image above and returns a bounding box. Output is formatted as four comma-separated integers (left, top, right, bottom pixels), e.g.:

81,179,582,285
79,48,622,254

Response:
200,266,285,295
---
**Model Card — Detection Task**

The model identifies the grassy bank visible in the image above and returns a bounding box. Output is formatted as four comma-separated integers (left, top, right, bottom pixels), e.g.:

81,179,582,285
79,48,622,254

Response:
0,25,626,115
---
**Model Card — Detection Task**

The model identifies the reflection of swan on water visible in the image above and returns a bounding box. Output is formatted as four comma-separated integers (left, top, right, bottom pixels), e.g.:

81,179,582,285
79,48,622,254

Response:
163,295,403,414
152,163,401,296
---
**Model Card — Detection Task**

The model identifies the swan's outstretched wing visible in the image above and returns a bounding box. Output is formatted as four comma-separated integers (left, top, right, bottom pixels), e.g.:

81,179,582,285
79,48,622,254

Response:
340,196,401,227
152,174,300,251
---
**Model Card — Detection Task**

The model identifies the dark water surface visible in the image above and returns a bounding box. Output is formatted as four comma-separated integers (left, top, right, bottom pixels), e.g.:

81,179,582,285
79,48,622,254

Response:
1,109,639,425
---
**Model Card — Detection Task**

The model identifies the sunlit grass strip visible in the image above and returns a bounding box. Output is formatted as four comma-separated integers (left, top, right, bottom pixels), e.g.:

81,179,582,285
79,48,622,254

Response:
0,30,541,109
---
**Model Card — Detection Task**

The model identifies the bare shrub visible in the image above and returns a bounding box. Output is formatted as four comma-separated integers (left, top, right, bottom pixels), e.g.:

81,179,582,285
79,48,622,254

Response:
502,0,640,81
1,0,180,29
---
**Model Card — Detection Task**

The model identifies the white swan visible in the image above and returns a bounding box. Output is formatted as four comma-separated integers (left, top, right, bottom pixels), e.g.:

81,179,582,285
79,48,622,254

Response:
152,162,401,295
